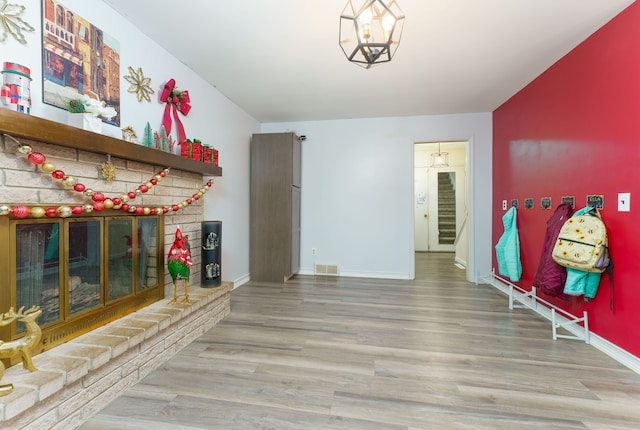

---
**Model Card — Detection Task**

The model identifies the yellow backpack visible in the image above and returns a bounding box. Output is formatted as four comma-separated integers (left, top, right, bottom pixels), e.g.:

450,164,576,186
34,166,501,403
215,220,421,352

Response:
552,206,609,273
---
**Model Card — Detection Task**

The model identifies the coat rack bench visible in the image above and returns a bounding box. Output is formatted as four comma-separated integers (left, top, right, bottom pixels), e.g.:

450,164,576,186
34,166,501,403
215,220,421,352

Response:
483,270,590,344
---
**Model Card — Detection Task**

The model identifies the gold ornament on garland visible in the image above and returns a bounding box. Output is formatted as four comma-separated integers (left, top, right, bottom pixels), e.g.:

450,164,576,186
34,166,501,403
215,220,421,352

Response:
0,0,34,44
124,66,154,103
101,154,117,182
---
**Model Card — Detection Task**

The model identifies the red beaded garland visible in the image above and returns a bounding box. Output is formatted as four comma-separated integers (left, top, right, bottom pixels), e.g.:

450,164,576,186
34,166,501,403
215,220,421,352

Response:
2,136,215,219
44,164,170,205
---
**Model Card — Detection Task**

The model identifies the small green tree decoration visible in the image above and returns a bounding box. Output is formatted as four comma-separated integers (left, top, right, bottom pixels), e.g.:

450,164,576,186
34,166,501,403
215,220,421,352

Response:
143,122,154,148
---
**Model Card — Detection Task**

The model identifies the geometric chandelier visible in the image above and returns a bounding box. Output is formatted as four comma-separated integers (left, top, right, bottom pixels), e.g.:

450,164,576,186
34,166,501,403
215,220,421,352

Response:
339,0,405,69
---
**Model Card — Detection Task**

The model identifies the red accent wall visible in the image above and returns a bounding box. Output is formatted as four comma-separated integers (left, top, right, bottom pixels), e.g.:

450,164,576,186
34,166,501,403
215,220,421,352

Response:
493,2,640,357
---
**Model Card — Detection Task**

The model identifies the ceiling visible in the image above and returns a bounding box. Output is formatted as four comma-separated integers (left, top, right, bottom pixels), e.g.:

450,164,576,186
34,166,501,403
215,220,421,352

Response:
103,0,635,123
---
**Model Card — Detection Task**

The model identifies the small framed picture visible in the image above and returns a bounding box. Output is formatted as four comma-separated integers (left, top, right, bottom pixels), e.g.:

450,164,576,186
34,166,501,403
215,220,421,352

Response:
561,196,575,209
541,197,552,209
525,198,534,209
587,194,604,209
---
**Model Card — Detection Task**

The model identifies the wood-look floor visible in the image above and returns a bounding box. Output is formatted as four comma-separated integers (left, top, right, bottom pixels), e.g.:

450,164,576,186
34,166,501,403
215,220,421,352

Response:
80,253,640,429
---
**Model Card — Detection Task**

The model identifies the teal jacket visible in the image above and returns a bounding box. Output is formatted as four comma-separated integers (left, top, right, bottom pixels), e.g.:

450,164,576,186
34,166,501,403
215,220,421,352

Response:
495,206,522,282
562,206,602,299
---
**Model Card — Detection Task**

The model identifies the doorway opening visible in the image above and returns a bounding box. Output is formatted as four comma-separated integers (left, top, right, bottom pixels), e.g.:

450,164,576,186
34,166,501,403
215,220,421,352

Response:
414,141,469,276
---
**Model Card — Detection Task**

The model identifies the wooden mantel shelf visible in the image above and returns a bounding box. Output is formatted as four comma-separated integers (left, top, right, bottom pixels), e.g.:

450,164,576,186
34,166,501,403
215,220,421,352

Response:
0,109,222,176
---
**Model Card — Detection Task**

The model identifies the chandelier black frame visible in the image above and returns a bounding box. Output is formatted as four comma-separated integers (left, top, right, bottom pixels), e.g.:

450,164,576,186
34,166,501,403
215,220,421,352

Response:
339,0,405,69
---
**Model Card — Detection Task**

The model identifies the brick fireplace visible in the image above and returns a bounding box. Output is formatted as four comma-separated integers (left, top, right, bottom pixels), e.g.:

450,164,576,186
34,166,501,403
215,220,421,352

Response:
0,109,230,428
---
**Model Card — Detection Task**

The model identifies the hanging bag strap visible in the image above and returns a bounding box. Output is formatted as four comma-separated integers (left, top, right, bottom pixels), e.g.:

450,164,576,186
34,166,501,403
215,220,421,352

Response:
594,206,614,310
605,250,614,310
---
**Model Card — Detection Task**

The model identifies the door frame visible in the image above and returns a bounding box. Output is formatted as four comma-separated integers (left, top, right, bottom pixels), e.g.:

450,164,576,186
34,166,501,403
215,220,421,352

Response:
412,140,470,278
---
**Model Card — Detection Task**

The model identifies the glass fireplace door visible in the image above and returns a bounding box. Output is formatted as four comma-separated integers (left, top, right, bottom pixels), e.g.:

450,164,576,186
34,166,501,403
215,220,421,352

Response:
106,218,134,301
68,219,103,316
15,221,62,329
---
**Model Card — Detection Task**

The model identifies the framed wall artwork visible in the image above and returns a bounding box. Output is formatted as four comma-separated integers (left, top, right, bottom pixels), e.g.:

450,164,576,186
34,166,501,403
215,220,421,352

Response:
41,0,120,126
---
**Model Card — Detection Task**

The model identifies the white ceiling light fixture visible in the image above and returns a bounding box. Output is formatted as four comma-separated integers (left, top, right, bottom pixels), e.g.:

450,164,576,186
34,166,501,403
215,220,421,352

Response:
339,0,405,69
430,142,449,168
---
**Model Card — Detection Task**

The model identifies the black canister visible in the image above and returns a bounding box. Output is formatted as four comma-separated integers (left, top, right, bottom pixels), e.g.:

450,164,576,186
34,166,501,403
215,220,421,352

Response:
201,221,221,287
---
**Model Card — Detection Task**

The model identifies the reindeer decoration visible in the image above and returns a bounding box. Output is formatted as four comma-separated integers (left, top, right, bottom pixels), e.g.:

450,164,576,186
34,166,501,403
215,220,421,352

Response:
0,306,43,396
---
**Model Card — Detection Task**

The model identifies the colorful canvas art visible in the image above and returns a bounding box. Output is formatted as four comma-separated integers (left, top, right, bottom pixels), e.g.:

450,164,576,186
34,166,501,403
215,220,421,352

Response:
41,0,121,126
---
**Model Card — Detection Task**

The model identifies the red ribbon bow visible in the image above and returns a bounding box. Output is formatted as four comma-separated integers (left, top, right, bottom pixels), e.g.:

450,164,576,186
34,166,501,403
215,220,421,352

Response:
160,78,191,145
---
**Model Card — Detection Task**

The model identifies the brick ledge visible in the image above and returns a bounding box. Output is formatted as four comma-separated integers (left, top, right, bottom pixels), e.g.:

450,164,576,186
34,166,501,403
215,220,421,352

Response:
0,282,232,430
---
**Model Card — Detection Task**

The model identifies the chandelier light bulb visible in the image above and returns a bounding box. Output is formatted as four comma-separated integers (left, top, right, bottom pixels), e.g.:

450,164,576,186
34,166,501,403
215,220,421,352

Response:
359,8,373,40
382,14,395,40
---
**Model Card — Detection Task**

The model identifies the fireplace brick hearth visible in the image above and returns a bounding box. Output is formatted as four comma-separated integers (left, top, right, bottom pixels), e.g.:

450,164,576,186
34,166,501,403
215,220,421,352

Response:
0,282,231,429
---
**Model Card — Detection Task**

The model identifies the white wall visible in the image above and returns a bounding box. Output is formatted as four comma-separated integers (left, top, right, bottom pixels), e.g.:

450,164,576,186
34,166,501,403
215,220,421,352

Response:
262,113,493,282
2,0,259,285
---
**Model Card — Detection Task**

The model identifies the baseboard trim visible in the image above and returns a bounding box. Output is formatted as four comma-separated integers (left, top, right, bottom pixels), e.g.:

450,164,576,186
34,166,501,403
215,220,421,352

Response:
454,256,467,268
298,268,412,280
232,274,251,289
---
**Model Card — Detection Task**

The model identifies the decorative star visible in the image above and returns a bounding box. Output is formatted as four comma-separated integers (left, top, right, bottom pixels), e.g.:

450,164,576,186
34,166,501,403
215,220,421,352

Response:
100,155,117,182
124,66,155,103
0,0,34,44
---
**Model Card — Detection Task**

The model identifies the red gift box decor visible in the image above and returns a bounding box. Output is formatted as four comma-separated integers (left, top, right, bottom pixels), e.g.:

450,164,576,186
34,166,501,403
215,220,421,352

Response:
191,139,202,161
180,138,202,160
203,145,212,164
181,139,192,158
160,78,191,145
180,139,202,161
180,138,218,165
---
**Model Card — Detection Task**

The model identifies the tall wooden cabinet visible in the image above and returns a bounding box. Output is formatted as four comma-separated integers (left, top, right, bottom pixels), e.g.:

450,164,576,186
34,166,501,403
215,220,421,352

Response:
250,132,301,282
